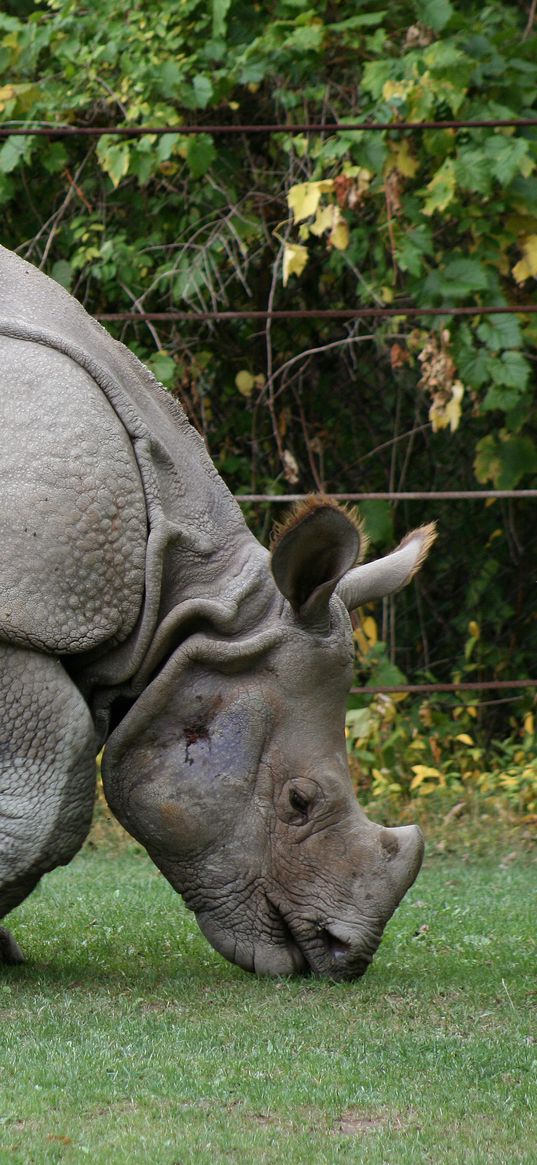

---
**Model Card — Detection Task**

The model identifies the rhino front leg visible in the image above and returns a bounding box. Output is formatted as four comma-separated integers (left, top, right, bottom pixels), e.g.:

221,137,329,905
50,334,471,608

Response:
0,644,96,963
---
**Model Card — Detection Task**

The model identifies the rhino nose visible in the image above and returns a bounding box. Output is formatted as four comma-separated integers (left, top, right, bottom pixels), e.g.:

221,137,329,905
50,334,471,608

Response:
380,823,424,891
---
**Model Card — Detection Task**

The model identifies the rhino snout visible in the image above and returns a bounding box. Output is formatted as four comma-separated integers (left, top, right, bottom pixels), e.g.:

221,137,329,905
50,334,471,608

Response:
268,821,424,981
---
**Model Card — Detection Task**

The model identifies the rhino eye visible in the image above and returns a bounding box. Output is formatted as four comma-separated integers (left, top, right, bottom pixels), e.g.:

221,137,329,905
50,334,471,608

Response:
289,788,310,817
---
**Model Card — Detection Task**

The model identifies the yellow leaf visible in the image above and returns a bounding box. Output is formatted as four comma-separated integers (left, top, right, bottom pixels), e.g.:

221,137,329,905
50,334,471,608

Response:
456,734,475,745
468,620,480,639
429,381,464,433
512,235,537,284
0,84,16,112
388,140,419,178
422,158,456,217
381,286,394,303
287,180,334,225
383,79,413,103
410,764,443,790
362,616,378,646
329,215,349,251
524,712,534,735
282,242,309,286
235,370,255,397
309,204,337,237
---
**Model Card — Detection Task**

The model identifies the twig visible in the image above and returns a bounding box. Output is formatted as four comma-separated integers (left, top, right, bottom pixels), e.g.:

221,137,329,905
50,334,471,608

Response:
118,281,163,349
265,240,286,466
523,0,537,40
64,167,94,213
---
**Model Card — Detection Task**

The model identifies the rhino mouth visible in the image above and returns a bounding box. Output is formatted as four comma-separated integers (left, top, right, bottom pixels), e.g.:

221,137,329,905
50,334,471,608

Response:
266,897,372,980
195,897,374,979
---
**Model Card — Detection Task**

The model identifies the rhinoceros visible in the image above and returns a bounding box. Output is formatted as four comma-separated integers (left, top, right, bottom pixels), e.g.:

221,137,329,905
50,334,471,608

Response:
0,244,435,978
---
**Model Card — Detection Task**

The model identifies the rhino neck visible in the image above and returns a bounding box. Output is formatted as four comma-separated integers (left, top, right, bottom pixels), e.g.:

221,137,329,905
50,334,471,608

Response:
132,522,282,693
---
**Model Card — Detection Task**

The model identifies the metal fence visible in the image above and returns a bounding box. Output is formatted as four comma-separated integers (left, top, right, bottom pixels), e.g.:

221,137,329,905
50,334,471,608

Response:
4,114,537,699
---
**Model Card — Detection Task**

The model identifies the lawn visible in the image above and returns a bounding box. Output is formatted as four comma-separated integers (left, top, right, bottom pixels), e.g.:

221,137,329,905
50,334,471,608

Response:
0,828,535,1165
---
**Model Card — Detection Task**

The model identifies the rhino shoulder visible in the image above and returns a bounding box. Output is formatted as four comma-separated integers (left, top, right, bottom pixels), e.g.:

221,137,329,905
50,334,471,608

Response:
0,335,147,654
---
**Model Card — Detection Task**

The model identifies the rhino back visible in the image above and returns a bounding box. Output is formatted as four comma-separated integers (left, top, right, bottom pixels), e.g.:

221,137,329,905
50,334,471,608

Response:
0,335,146,654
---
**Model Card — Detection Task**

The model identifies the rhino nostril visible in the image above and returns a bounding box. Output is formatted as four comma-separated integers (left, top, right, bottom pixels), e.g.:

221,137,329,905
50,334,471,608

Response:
318,927,352,961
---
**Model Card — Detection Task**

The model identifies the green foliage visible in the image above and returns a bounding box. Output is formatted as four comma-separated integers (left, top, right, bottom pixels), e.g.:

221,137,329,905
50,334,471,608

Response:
1,0,537,722
348,692,537,814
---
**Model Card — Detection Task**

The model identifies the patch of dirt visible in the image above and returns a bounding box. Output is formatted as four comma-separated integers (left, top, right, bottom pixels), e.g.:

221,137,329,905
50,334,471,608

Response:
335,1109,414,1136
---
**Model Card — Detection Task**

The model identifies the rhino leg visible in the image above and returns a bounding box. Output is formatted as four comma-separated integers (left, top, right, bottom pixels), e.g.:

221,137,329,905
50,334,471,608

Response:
0,643,96,963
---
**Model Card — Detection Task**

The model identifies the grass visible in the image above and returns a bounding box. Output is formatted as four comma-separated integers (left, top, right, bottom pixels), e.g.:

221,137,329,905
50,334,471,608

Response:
0,819,535,1165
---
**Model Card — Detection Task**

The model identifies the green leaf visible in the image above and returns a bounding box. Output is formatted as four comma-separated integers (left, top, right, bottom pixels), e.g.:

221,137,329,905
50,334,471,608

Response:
484,136,532,186
482,383,525,414
456,345,493,390
476,314,522,352
212,0,231,38
146,352,176,386
488,350,530,394
454,147,492,196
192,74,214,109
156,132,181,163
361,59,393,100
283,24,324,53
422,256,491,301
42,141,68,174
359,500,394,547
442,257,490,291
396,226,433,276
51,260,73,290
158,60,184,98
415,0,454,31
186,134,216,178
0,134,32,174
474,434,537,489
96,137,130,188
368,657,407,689
328,13,386,31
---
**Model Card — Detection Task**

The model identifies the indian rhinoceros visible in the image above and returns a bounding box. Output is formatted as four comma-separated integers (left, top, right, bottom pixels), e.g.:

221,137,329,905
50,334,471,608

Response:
0,244,435,978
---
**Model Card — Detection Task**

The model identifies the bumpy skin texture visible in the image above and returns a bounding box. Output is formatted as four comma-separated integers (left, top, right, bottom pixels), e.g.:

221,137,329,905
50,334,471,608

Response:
0,245,430,978
0,338,147,653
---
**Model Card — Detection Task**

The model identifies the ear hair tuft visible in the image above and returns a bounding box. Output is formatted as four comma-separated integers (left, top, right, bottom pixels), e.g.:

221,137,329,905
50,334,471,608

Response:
270,494,369,565
398,522,437,581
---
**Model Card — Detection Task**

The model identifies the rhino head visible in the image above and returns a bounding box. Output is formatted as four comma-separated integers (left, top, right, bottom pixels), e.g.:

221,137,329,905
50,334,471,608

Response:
103,501,434,979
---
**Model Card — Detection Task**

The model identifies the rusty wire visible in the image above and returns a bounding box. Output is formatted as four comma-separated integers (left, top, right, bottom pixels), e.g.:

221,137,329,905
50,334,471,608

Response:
235,491,537,502
351,681,537,694
2,118,537,136
97,305,537,321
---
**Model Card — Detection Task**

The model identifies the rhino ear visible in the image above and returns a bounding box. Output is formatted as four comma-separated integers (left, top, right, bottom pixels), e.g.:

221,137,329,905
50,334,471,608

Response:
271,498,363,620
336,523,437,612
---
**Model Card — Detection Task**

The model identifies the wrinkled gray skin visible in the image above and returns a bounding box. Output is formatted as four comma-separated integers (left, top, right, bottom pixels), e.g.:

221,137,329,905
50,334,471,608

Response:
0,245,434,979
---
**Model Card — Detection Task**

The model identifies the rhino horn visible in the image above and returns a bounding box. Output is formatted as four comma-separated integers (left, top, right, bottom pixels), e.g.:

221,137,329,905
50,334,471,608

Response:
336,523,437,612
270,497,363,622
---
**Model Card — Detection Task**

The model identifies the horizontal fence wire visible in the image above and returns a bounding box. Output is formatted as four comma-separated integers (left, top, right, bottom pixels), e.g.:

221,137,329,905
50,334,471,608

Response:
96,305,537,320
235,491,537,502
351,681,537,694
2,118,537,136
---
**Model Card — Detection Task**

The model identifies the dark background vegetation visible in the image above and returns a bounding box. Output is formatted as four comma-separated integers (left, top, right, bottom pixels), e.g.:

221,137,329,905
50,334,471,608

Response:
1,0,537,769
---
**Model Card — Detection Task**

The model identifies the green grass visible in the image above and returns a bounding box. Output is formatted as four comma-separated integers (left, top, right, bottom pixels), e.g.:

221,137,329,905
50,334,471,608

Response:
0,833,535,1165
